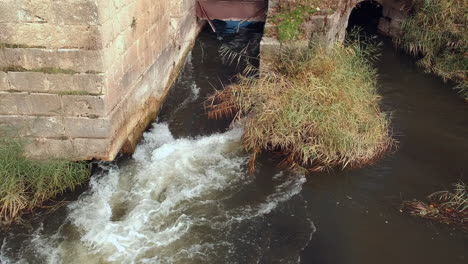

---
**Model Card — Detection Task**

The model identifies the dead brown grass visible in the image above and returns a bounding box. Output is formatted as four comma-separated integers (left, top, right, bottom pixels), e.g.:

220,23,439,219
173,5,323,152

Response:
207,40,394,172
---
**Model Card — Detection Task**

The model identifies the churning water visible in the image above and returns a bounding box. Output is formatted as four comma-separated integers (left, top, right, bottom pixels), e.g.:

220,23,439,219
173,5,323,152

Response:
0,124,311,263
0,26,315,264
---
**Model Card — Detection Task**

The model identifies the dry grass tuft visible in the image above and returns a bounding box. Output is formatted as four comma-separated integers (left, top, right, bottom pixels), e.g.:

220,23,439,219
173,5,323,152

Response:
207,37,394,172
398,0,468,99
402,182,468,231
0,132,91,225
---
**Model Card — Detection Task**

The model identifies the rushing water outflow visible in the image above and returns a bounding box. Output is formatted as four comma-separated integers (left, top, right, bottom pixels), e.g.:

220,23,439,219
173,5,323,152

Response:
0,124,310,264
0,26,315,264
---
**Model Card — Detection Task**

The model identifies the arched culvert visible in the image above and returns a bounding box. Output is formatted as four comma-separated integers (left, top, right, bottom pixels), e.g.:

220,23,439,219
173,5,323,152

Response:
346,0,383,34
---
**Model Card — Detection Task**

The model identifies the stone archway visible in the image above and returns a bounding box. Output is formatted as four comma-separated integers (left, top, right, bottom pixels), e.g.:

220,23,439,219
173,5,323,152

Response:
346,0,383,34
325,0,410,44
345,0,410,37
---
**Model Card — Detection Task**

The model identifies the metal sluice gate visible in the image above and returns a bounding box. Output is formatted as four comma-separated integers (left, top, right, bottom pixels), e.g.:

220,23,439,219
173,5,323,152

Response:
196,0,268,32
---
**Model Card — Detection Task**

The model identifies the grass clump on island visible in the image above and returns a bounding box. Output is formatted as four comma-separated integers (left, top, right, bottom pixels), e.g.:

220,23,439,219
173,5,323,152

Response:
398,0,467,98
402,182,468,232
0,132,91,224
207,37,394,173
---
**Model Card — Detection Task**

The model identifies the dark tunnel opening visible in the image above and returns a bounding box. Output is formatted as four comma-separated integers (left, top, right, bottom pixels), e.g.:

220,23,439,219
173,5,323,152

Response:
347,0,383,34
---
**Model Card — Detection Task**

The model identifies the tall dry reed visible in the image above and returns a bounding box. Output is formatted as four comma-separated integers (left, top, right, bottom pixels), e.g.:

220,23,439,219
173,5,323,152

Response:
207,37,394,172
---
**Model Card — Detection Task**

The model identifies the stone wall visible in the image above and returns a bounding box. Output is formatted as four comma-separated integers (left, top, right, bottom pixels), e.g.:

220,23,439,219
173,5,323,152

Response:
260,0,409,66
0,0,202,160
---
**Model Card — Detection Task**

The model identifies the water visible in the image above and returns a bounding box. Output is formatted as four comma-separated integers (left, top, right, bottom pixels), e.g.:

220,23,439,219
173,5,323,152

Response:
1,28,467,264
300,38,468,264
0,28,314,264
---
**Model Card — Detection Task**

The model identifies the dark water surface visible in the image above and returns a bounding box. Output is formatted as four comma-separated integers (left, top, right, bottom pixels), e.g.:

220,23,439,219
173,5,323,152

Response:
1,27,467,263
300,38,468,264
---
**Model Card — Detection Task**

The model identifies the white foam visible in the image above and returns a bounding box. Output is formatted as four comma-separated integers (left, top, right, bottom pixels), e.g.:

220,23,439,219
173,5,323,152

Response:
62,124,247,263
0,238,12,264
2,123,310,264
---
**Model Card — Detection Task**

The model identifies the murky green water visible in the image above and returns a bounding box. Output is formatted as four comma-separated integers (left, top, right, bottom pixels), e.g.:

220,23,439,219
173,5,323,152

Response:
1,27,467,264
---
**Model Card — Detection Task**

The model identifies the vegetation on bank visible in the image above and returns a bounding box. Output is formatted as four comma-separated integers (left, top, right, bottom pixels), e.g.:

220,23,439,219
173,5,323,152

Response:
268,0,333,41
402,182,468,232
207,37,394,173
398,0,468,98
0,132,91,225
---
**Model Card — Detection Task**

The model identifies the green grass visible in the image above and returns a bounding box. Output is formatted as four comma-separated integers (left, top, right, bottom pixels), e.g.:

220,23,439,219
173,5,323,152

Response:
0,133,91,224
273,6,318,41
208,36,393,172
269,0,331,41
398,0,468,99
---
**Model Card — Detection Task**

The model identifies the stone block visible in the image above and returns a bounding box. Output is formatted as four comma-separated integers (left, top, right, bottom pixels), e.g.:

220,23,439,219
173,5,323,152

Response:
260,37,281,61
8,72,47,92
0,0,99,25
30,93,63,115
0,72,9,90
0,23,101,49
0,115,65,138
25,137,111,160
5,72,104,94
0,48,103,73
61,95,106,117
0,92,62,115
64,117,112,138
25,138,74,159
48,73,104,94
73,74,104,94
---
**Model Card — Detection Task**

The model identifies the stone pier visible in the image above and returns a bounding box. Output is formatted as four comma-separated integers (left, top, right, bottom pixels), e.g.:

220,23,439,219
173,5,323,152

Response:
0,0,203,160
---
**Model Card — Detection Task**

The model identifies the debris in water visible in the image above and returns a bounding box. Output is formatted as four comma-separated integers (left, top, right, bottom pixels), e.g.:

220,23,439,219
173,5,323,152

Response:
401,182,468,232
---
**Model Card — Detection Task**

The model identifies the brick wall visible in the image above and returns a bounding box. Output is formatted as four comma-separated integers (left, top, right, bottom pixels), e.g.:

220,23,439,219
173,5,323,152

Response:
0,0,202,160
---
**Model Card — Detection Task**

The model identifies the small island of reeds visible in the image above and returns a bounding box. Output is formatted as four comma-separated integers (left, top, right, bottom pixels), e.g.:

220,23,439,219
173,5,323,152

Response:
207,38,394,173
